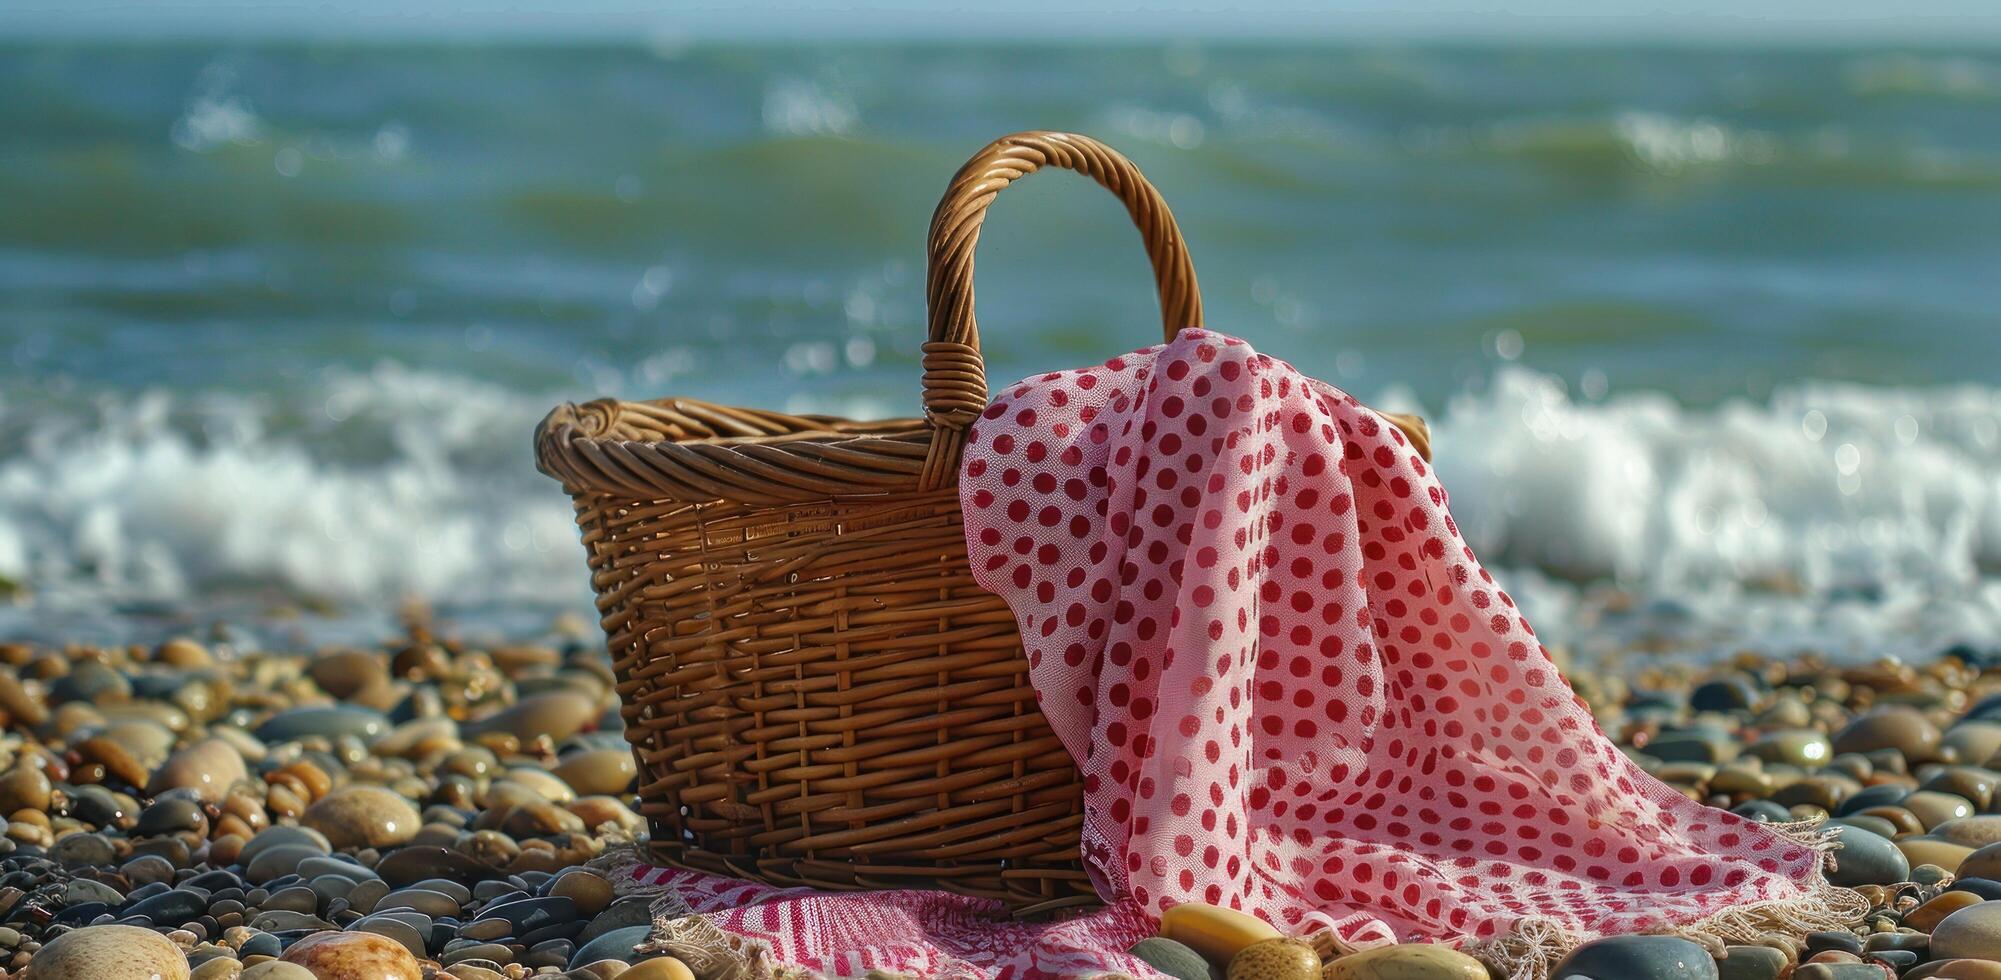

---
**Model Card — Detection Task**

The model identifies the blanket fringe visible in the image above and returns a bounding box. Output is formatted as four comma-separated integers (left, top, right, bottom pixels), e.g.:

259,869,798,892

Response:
587,839,775,979
1463,817,1870,980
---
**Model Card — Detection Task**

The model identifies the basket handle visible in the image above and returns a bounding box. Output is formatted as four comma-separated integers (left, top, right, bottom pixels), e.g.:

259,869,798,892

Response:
917,132,1202,488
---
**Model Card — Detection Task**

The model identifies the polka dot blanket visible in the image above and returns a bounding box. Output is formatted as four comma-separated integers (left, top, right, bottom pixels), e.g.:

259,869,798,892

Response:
608,328,1861,979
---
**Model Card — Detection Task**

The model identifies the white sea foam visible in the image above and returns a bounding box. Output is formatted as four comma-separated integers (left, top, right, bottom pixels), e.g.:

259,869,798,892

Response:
1410,368,2001,659
2,364,1997,658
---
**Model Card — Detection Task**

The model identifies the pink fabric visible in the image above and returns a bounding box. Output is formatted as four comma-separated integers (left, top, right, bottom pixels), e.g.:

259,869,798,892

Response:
957,328,1823,948
622,864,1157,978
631,328,1826,978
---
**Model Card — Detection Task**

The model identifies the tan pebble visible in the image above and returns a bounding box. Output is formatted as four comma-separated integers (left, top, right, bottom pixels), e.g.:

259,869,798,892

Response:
155,638,213,667
566,797,642,834
25,924,190,980
1319,944,1489,980
77,736,152,788
567,963,630,980
191,959,244,980
0,765,51,813
266,783,306,819
618,960,696,980
1853,806,1926,837
549,870,615,917
465,690,597,742
1897,836,1974,874
1834,707,1943,762
308,650,388,699
147,738,250,803
495,770,575,804
1909,960,2001,980
548,751,636,797
445,967,509,980
300,785,421,850
1908,890,1986,932
279,930,421,980
0,674,47,729
1805,949,1861,964
1904,791,1976,830
1227,937,1319,980
239,964,317,980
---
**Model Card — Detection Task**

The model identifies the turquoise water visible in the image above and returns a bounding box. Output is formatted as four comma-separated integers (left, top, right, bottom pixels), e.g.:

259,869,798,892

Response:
1,41,1998,656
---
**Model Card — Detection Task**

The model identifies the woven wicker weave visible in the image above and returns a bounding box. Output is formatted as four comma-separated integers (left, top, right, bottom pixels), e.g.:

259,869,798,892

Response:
535,131,1430,916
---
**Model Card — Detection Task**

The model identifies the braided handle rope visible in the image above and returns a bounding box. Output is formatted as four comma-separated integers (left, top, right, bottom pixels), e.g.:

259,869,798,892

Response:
917,132,1204,489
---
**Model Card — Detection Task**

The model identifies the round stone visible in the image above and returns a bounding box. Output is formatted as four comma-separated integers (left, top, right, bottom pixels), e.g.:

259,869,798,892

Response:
1747,730,1832,768
549,750,636,796
301,785,421,850
1224,938,1318,980
1552,936,1719,980
1128,937,1210,980
1908,890,1986,932
1909,961,2001,980
1716,945,1787,980
0,764,52,812
1904,791,1976,830
1933,902,2001,960
549,870,616,918
254,705,390,744
146,738,249,804
239,965,317,980
1826,826,1911,886
25,923,190,980
1899,836,1974,874
620,959,698,980
1834,707,1942,762
245,843,324,884
238,826,332,866
1937,817,2001,849
279,930,421,980
568,926,652,969
51,831,117,869
1322,943,1490,980
465,691,597,742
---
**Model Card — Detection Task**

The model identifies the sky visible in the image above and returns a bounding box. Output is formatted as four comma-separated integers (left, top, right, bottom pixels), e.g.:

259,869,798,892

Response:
10,0,2001,42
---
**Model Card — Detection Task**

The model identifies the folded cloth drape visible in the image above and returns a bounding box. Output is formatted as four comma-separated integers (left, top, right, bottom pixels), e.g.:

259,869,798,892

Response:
611,327,1857,980
953,328,1856,972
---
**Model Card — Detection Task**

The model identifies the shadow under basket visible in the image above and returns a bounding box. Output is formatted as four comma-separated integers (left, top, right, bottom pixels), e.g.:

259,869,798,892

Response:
534,131,1429,918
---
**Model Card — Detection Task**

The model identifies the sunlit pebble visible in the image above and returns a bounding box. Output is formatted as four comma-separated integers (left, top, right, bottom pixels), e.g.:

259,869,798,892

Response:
1801,409,1828,441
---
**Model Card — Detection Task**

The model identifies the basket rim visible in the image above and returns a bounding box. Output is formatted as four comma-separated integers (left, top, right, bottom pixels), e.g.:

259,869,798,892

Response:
535,395,939,506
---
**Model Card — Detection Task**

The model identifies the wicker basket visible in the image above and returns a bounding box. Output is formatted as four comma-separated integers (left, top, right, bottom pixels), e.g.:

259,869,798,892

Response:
535,131,1429,916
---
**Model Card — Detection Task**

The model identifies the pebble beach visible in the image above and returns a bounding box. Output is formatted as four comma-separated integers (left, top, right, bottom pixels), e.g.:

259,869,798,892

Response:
0,617,1997,980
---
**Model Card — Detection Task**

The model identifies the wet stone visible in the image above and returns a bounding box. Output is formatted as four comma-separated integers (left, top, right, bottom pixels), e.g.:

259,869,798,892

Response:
126,888,211,927
569,925,652,969
255,706,390,744
51,832,116,869
1717,945,1788,980
1826,826,1910,887
1552,936,1720,980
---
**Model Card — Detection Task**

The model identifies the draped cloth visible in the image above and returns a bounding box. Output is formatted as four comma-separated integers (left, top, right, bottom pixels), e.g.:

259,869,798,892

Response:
608,328,1860,979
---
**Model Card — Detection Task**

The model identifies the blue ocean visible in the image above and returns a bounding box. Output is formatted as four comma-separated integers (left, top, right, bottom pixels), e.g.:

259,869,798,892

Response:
2,41,1997,659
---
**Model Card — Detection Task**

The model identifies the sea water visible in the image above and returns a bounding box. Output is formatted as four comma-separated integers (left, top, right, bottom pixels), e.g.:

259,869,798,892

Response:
2,42,1998,660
